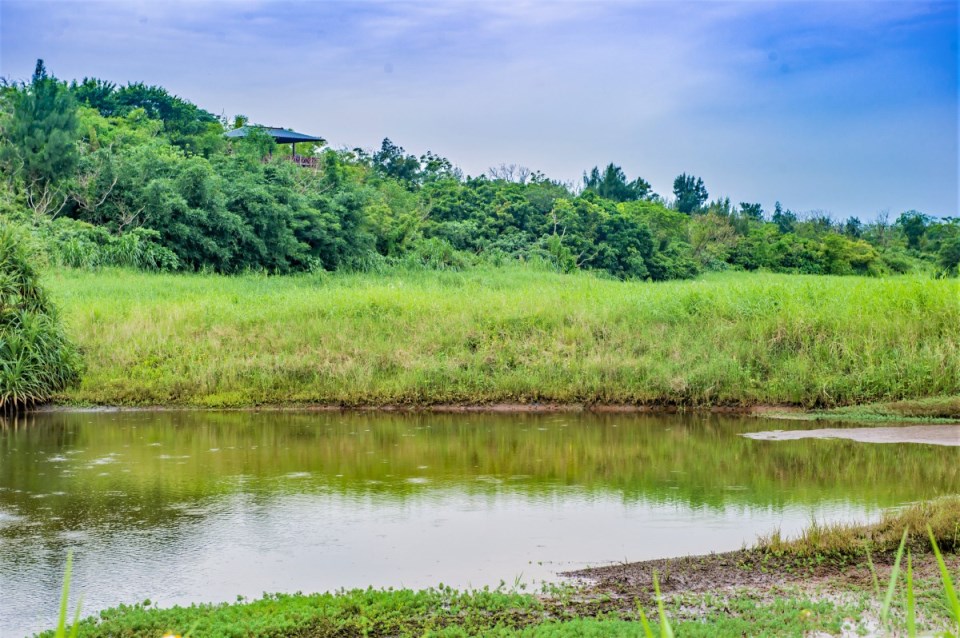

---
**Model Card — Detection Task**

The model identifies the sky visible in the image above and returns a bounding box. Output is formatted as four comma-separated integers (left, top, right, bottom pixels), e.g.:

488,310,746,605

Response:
1,0,957,219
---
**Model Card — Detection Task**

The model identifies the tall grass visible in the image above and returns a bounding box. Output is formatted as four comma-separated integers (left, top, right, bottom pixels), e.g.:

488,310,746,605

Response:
758,496,960,559
0,224,82,412
45,265,959,407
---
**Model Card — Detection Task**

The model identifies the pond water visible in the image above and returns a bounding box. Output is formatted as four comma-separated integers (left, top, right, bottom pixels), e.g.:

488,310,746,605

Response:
2,411,957,637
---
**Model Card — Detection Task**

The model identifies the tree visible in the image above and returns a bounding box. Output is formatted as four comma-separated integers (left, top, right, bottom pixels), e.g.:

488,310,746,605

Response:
739,202,763,221
372,138,422,188
771,201,796,234
1,60,79,195
688,212,737,267
582,163,651,202
70,77,118,115
937,236,960,276
843,216,863,238
71,78,220,154
489,163,531,184
672,173,707,214
896,210,930,250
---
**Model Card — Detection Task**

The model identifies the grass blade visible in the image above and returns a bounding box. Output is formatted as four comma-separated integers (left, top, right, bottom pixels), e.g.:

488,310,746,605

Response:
55,551,73,638
636,604,656,638
652,570,674,638
68,594,83,638
881,527,908,625
928,525,960,632
906,550,915,637
865,545,881,599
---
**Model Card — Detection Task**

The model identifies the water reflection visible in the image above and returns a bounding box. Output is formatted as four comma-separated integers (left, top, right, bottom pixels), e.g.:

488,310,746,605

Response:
1,411,956,637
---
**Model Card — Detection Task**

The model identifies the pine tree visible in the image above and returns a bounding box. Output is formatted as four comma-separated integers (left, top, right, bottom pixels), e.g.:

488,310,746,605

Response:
2,60,79,187
672,173,708,214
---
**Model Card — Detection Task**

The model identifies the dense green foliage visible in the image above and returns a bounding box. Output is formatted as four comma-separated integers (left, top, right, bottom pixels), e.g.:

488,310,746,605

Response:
0,223,80,411
0,61,955,279
46,268,959,407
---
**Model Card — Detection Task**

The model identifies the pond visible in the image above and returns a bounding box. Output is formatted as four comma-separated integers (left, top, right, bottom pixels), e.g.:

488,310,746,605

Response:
2,411,957,637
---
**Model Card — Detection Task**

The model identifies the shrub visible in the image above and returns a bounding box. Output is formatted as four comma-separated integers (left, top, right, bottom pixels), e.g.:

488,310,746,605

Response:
0,223,82,412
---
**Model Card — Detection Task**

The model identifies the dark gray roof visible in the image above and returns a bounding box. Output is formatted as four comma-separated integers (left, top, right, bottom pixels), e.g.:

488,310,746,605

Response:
224,126,325,145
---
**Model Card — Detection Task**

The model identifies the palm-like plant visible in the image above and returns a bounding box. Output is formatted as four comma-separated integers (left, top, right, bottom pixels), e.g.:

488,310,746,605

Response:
0,223,81,412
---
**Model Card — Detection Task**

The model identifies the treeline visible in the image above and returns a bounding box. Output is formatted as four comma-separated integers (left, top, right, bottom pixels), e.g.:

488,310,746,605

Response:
1,60,957,280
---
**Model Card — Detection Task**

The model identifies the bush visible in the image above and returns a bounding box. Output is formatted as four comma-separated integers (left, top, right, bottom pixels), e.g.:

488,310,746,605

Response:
39,218,179,270
0,223,82,412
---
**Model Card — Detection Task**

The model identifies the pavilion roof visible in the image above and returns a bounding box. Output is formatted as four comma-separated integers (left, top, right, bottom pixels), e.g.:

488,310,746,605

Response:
224,126,325,145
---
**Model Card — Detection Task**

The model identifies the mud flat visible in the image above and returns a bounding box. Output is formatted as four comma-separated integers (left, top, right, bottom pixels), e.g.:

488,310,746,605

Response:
742,424,960,446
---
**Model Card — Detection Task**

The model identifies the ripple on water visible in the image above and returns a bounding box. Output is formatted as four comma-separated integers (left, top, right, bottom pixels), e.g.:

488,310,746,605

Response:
58,529,90,543
0,510,24,526
87,455,119,467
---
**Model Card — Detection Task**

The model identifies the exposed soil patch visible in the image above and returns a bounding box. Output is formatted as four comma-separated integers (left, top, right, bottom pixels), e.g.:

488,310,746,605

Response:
743,424,960,446
562,548,960,608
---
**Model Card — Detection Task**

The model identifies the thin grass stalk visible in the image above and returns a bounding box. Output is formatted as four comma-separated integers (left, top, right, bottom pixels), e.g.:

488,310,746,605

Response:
866,545,881,599
906,550,916,637
928,525,960,633
636,605,655,638
652,571,674,638
55,551,72,638
881,528,909,626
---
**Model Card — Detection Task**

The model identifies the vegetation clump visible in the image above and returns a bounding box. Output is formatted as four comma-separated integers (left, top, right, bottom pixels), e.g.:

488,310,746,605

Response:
0,223,81,412
758,496,960,560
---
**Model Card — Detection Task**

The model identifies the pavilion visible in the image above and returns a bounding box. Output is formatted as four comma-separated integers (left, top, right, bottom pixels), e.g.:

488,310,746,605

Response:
224,126,325,166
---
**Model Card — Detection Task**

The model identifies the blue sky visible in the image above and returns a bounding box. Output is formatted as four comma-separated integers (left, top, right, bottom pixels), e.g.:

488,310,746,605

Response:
2,1,957,218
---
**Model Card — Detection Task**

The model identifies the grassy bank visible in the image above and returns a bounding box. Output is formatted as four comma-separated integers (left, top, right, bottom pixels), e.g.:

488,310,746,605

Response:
781,396,960,423
45,266,959,408
40,499,960,637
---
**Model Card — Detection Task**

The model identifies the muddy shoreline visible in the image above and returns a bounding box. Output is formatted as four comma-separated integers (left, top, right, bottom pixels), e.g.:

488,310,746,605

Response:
562,547,960,607
35,402,805,414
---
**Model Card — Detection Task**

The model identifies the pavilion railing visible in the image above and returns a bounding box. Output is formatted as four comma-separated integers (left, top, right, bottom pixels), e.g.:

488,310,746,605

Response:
257,154,320,168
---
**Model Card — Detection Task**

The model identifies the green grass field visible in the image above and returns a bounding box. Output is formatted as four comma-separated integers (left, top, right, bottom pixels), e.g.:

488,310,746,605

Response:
45,266,960,408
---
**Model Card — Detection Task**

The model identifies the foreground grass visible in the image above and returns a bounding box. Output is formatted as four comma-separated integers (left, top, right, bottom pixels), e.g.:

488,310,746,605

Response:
35,588,867,638
45,266,960,408
41,499,960,637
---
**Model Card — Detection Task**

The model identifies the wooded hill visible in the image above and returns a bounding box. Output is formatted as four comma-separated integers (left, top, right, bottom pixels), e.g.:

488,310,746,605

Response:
2,60,957,280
